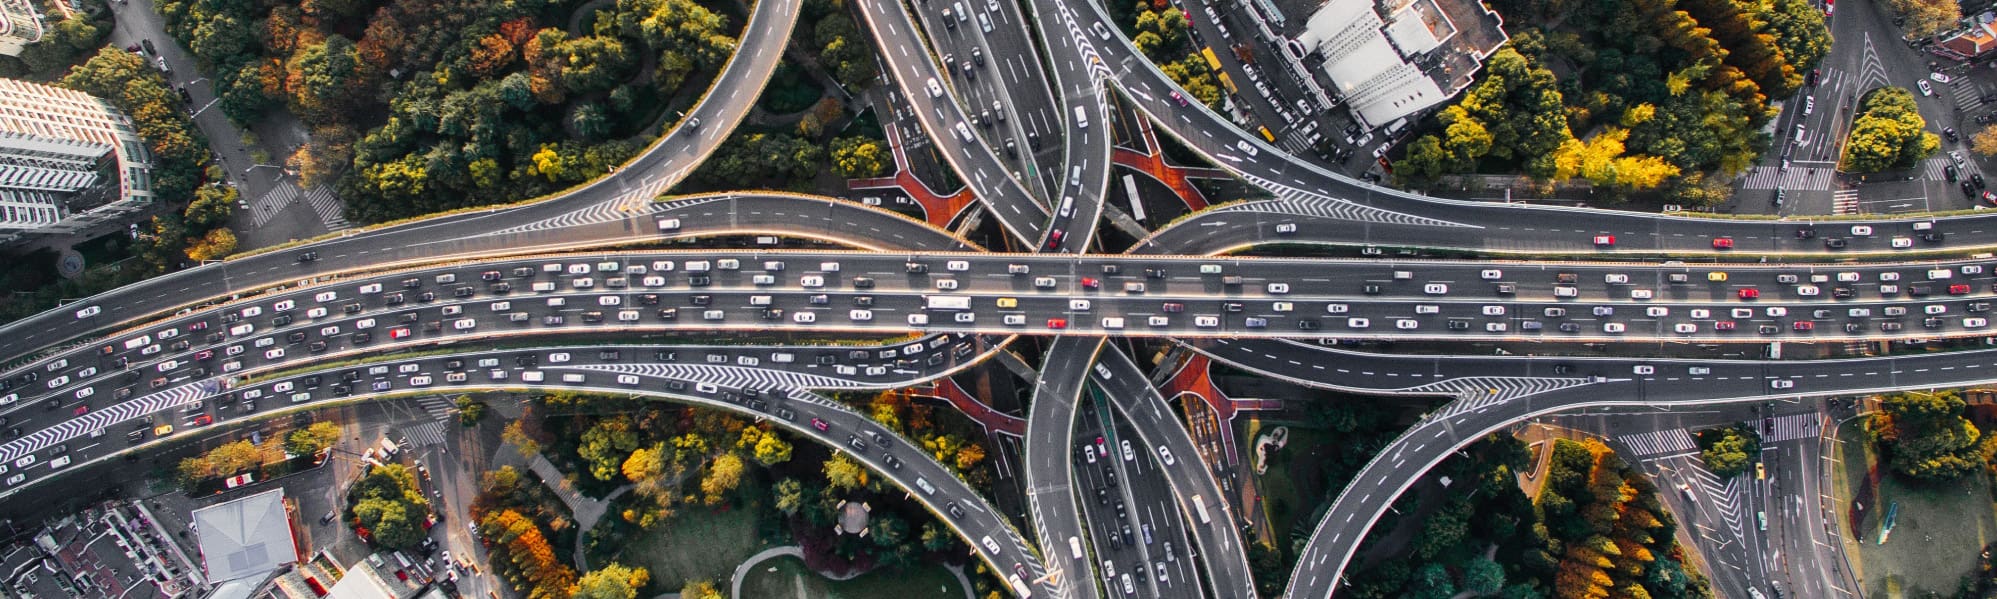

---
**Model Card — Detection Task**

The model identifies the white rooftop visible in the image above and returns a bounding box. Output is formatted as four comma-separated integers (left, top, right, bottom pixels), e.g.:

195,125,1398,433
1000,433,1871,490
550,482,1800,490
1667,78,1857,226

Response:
191,489,295,583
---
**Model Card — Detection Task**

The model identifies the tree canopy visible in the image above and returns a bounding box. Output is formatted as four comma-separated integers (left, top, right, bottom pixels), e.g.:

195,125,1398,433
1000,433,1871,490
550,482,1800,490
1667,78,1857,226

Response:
1868,390,1997,480
1694,423,1762,477
1843,87,1940,172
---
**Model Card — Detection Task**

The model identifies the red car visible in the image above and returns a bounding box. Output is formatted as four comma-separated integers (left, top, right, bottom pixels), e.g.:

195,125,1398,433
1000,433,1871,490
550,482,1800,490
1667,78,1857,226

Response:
1712,237,1734,249
1169,91,1188,106
1047,318,1068,329
1715,321,1737,330
1080,277,1100,289
73,405,89,416
1045,230,1065,249
810,418,829,431
1793,321,1814,331
1951,284,1973,295
390,327,413,339
1592,234,1616,247
192,414,213,426
1738,288,1760,299
194,350,214,361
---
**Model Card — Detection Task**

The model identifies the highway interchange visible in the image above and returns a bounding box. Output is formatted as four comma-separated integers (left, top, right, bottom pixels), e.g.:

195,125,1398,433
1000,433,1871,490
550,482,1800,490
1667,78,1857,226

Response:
4,0,1996,596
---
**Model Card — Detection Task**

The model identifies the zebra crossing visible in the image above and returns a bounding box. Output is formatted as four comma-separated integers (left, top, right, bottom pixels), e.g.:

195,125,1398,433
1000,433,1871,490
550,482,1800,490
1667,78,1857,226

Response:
411,395,458,421
0,380,217,464
1619,428,1698,456
1738,165,1834,191
401,421,448,447
1949,78,1988,112
1921,156,1984,181
300,185,349,230
247,182,347,230
1833,190,1860,215
1762,413,1821,443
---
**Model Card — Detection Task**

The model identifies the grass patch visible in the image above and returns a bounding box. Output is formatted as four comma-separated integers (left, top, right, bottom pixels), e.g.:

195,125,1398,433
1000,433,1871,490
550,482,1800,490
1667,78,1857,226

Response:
1837,419,1997,597
735,554,965,599
1247,422,1333,540
619,507,768,591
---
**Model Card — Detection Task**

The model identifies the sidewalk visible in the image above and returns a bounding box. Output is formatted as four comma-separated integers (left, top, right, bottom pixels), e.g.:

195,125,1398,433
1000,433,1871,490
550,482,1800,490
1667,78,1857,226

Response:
848,124,978,228
1110,112,1226,211
912,378,1025,437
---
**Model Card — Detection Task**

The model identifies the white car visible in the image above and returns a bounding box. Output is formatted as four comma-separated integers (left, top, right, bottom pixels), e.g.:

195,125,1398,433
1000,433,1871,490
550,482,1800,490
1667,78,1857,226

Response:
1147,315,1170,327
1480,269,1502,280
907,314,930,325
1689,367,1712,375
273,300,295,312
1673,323,1698,334
1120,440,1135,461
1645,306,1669,317
946,260,970,271
1892,237,1913,248
1482,305,1505,316
642,276,666,287
1851,225,1873,236
801,275,825,288
1003,314,1026,326
1690,309,1709,319
1423,283,1448,295
454,318,476,330
793,311,817,324
850,310,874,321
359,283,383,294
549,352,571,363
1968,317,1990,328
1881,272,1901,281
1796,285,1820,296
1267,283,1290,294
1605,273,1630,284
618,375,641,386
1274,223,1297,234
315,291,338,302
1395,319,1418,330
1347,318,1370,329
74,387,93,399
1157,447,1175,465
1272,302,1293,312
1634,365,1655,374
1932,71,1952,83
926,78,944,98
264,348,285,360
1770,380,1795,389
1195,316,1220,328
1630,289,1653,299
73,305,100,319
1603,323,1626,333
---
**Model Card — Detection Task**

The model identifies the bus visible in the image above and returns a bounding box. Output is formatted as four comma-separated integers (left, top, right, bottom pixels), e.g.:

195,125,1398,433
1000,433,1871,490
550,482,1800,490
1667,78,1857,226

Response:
1190,495,1212,524
1006,574,1034,598
1217,72,1238,94
1200,47,1223,72
923,295,972,311
1122,175,1146,222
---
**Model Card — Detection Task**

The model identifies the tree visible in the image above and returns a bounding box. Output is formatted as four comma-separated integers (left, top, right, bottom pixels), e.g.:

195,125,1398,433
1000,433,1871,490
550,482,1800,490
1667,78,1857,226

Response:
183,186,238,230
184,228,238,262
285,421,341,456
353,497,425,548
1695,423,1762,477
773,478,805,515
1869,390,1995,480
823,453,868,491
679,580,722,599
1844,87,1941,172
739,427,794,466
830,136,889,179
699,452,745,506
579,416,641,481
1394,135,1453,185
1462,556,1507,595
1891,0,1961,39
455,396,487,426
503,420,542,456
571,563,649,599
1973,124,1997,157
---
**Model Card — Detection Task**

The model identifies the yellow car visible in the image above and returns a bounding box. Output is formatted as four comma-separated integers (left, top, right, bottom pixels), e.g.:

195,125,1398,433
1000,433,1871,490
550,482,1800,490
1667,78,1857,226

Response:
996,297,1018,308
1707,272,1728,282
154,423,174,437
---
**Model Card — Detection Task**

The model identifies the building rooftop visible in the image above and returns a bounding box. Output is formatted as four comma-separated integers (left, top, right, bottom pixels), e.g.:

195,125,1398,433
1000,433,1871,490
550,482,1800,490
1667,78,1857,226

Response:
190,489,296,584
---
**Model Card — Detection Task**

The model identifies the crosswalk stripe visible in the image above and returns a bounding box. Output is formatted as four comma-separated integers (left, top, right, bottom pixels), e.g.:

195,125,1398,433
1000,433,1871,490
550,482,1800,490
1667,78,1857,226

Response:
402,420,447,446
1739,165,1833,191
248,184,302,228
1761,413,1820,443
1618,429,1697,456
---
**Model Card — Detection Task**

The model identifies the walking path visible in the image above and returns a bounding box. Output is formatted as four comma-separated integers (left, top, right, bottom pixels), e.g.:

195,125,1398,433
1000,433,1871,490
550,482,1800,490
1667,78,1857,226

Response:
720,545,975,599
1110,112,1228,211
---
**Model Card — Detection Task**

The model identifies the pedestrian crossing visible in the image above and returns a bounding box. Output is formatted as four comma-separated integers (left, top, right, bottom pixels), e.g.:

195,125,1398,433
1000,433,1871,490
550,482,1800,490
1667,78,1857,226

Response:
1921,156,1983,182
1761,413,1820,443
1833,190,1860,215
1619,428,1698,456
401,421,447,447
1738,165,1835,191
411,395,457,421
247,182,348,231
300,185,349,230
1949,78,1987,112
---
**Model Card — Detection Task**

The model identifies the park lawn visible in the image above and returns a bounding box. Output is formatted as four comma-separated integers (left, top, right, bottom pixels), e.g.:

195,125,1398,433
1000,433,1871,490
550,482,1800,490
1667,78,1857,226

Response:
1837,419,1997,597
619,507,767,592
736,555,966,599
1246,420,1332,541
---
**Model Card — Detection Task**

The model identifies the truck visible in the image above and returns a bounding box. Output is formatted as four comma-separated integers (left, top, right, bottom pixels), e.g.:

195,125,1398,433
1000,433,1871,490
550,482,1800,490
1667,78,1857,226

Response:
924,295,972,311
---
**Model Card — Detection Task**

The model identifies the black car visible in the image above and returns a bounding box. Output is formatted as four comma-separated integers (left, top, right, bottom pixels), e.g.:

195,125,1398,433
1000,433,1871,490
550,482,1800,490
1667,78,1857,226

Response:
1824,238,1846,249
352,332,372,344
295,251,317,262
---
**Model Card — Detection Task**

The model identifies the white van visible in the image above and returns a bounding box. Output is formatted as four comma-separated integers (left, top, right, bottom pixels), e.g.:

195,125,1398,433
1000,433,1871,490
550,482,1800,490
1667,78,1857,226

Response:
1073,105,1089,129
521,371,545,382
1101,317,1125,329
915,478,938,495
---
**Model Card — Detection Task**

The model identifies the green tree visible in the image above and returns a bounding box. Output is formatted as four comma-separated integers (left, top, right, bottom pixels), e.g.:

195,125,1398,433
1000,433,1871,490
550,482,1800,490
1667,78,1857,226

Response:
580,416,641,481
1869,390,1995,480
1394,135,1453,185
1844,87,1941,172
184,228,237,262
679,580,722,599
183,186,238,230
1695,423,1762,477
699,452,745,506
348,464,428,549
1462,556,1506,595
571,563,649,599
773,478,805,515
455,396,487,426
830,136,889,179
285,421,341,456
1409,562,1456,599
823,453,868,491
